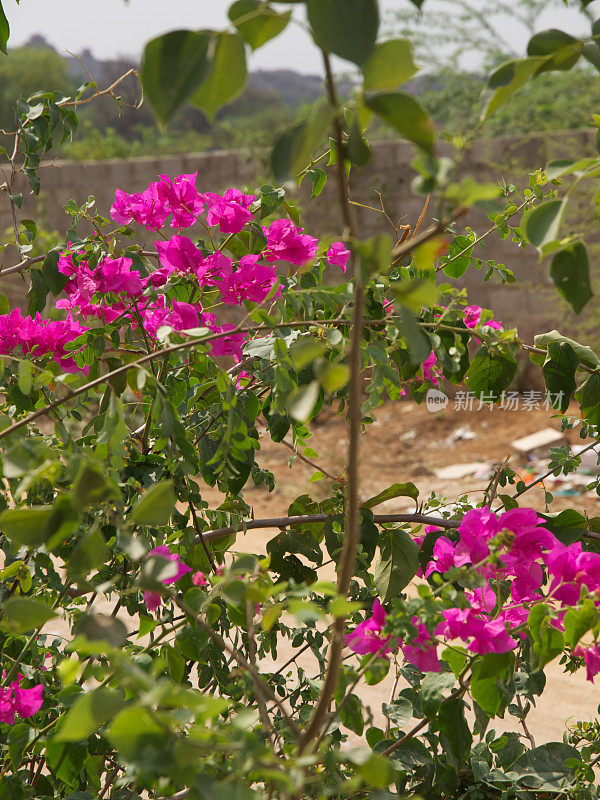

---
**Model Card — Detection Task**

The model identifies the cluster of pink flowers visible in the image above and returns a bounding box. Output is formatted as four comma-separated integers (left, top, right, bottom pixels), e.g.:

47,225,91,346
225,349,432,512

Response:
0,309,86,372
0,673,43,725
346,506,600,681
0,175,354,375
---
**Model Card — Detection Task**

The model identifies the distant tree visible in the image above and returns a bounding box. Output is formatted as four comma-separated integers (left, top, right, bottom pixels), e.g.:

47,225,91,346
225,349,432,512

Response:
0,45,75,129
389,0,594,70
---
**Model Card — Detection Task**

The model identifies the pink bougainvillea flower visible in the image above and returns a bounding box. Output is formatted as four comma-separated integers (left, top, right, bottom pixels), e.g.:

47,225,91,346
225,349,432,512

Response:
574,645,600,682
169,301,200,331
196,251,233,288
345,599,396,656
402,617,440,672
421,351,441,387
143,591,162,612
424,536,456,578
147,545,192,584
192,571,209,587
205,188,255,234
155,234,205,275
326,241,351,272
157,172,205,228
0,676,43,724
263,219,318,266
98,256,147,297
453,507,499,568
463,304,502,330
437,606,517,654
220,256,280,306
13,683,44,718
546,542,600,605
0,309,88,375
123,182,170,230
209,323,246,362
143,546,192,612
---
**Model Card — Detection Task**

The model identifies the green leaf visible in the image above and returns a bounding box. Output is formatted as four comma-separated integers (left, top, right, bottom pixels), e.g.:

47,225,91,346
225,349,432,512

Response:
318,363,350,394
365,91,435,154
470,652,513,717
549,243,592,314
7,724,30,770
533,330,600,370
67,528,109,579
521,199,566,253
305,167,327,198
464,345,517,401
513,743,580,789
192,32,247,120
374,529,419,602
541,340,578,412
542,509,588,546
382,697,413,726
291,339,324,369
17,359,32,396
483,57,549,120
55,688,124,742
362,38,417,91
287,381,319,422
130,479,175,526
0,2,8,55
72,460,118,508
72,613,128,649
1,597,56,634
420,671,455,718
362,655,390,685
141,30,211,124
228,0,291,50
527,29,583,73
338,693,364,735
41,250,67,295
564,599,599,650
391,277,438,311
576,372,600,426
398,306,431,364
346,117,372,167
528,603,564,670
442,646,467,678
437,697,472,767
271,122,305,182
107,706,167,760
363,482,418,509
0,506,53,547
291,101,336,175
307,0,379,66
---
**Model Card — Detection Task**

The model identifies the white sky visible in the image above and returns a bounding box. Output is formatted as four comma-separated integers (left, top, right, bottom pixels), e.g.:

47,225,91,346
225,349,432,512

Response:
5,0,597,74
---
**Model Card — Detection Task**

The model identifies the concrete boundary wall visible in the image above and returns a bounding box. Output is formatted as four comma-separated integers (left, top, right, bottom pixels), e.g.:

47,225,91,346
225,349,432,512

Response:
2,129,598,375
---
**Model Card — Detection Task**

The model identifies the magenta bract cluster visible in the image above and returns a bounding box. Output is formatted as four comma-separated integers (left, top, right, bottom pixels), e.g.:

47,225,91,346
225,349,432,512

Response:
0,673,43,725
346,506,600,680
